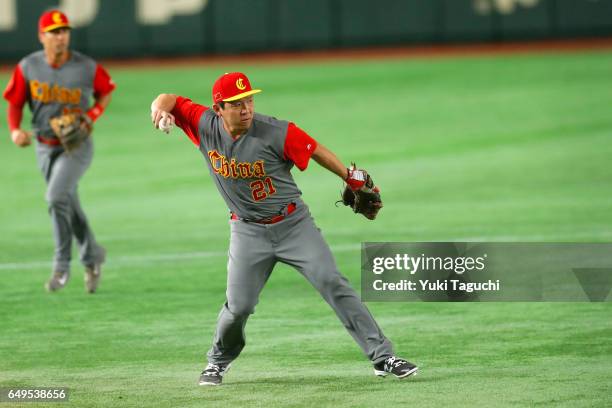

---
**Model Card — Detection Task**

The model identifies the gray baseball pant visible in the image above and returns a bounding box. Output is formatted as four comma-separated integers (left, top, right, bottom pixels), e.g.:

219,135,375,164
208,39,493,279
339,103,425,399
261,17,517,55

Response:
206,201,394,366
35,137,104,273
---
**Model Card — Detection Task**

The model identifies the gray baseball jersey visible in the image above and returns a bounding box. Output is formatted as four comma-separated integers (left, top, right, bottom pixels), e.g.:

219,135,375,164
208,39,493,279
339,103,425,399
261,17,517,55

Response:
172,97,318,220
3,50,114,139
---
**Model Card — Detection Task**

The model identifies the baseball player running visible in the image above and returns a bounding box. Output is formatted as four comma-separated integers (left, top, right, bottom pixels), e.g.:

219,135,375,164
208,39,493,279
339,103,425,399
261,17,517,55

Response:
3,10,115,293
150,72,418,385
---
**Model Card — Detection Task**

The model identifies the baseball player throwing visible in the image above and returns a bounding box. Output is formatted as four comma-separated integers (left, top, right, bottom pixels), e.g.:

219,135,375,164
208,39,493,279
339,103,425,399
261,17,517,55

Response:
3,10,115,293
150,72,417,385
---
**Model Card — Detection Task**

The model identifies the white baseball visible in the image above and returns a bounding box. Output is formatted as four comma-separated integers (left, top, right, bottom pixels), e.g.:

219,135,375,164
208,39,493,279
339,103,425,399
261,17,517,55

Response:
159,116,173,133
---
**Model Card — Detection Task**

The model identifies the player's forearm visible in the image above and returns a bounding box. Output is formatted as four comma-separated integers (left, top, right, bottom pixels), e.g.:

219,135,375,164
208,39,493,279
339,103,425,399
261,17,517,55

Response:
87,92,112,122
151,93,177,113
7,103,23,132
95,92,112,110
312,144,348,180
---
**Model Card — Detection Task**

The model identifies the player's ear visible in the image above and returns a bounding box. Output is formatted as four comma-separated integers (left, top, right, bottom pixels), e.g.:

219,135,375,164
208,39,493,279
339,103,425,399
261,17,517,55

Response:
212,103,223,117
38,31,45,45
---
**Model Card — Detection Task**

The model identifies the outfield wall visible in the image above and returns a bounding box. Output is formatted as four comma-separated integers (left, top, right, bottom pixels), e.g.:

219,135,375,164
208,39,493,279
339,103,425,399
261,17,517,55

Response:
1,0,612,61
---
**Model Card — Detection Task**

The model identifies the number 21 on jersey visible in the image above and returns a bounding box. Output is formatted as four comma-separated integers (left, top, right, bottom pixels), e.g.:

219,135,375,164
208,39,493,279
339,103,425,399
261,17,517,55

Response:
250,177,276,201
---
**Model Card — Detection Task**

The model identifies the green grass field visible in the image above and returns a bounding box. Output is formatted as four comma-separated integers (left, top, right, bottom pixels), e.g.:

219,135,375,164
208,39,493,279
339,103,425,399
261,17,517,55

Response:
1,50,611,407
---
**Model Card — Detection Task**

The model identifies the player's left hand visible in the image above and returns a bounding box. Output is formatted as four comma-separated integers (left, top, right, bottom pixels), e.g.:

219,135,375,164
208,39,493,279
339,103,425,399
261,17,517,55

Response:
340,164,383,220
49,113,92,152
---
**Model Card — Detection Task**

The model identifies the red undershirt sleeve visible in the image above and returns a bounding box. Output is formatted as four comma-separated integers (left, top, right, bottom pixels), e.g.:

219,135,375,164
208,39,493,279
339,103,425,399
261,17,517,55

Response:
3,65,27,132
3,65,27,106
283,122,318,171
93,64,116,98
7,104,23,132
171,96,208,146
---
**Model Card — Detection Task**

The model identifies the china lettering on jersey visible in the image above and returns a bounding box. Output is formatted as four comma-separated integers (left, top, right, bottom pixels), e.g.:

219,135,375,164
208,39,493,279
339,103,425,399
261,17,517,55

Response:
198,109,303,220
207,150,266,179
29,80,82,104
20,50,96,137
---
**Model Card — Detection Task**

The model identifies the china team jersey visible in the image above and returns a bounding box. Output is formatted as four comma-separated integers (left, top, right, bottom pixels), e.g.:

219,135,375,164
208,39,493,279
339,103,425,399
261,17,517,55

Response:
3,50,115,138
171,96,318,219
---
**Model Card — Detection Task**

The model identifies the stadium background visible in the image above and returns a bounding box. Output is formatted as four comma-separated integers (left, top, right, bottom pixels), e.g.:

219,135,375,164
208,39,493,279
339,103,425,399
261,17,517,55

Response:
1,0,611,406
1,0,612,60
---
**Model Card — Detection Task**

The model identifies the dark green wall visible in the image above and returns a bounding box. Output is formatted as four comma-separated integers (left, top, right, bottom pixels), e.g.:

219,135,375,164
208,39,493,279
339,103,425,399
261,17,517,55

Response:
1,0,611,61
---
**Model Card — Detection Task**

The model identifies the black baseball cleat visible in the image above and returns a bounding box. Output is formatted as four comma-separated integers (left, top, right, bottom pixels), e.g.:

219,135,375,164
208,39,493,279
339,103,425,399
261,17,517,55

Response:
198,363,231,386
374,356,418,379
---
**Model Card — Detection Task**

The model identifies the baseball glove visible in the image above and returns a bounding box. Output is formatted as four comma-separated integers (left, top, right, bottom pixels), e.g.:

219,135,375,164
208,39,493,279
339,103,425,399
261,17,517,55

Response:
338,164,383,220
49,113,92,152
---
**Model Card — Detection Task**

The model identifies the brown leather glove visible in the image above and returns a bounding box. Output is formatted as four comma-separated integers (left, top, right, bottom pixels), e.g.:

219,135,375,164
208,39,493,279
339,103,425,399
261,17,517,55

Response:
339,164,383,220
49,113,92,152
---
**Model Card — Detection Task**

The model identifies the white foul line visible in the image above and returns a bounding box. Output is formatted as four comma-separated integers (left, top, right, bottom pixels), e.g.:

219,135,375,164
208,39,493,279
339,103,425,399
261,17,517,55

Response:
0,244,361,271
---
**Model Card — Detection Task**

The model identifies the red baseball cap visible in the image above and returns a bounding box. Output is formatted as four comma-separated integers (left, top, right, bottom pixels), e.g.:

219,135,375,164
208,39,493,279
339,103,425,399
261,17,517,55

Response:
212,72,261,104
39,10,71,33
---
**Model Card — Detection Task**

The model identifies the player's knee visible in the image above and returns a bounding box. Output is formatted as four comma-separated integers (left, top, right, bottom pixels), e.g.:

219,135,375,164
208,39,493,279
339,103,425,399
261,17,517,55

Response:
227,299,256,316
46,190,70,209
315,270,348,292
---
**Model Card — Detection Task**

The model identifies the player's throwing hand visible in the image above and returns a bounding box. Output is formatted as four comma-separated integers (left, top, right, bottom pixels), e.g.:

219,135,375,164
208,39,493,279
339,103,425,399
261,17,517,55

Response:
151,106,175,134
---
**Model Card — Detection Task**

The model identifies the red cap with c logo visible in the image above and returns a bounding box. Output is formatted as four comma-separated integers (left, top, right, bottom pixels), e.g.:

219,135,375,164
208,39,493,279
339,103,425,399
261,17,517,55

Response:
39,10,71,33
212,72,262,104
